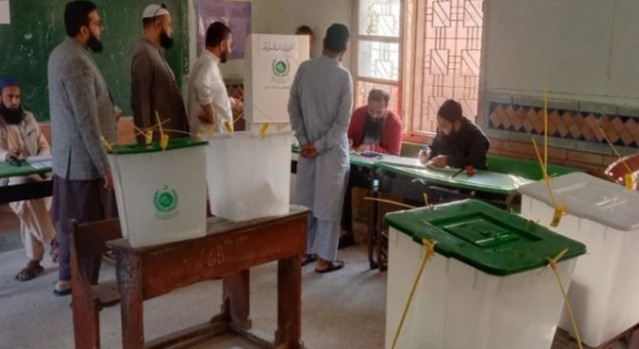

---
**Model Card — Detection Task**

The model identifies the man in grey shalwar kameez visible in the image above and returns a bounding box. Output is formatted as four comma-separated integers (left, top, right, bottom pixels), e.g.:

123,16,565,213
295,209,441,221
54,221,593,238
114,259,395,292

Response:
288,24,353,273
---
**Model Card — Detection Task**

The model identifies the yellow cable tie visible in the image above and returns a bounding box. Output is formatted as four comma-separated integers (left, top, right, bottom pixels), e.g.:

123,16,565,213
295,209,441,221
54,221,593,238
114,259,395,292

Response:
551,204,566,228
364,197,416,210
260,122,270,138
598,126,634,190
546,248,568,267
390,239,437,349
546,248,584,349
145,130,153,144
422,238,437,260
100,136,113,151
160,134,169,151
224,120,234,133
124,119,150,139
155,111,164,138
625,173,635,191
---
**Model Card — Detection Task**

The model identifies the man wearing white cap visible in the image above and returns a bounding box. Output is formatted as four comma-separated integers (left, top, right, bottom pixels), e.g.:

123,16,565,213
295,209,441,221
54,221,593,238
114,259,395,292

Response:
131,3,189,141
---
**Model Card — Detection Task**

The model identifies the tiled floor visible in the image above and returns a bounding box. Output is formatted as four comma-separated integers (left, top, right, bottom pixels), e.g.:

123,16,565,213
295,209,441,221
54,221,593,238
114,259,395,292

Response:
0,208,633,348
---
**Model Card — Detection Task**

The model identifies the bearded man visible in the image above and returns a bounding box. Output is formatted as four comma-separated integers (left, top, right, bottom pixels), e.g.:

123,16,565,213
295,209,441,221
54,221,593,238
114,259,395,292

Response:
131,3,189,141
187,21,242,134
0,77,57,282
47,0,118,296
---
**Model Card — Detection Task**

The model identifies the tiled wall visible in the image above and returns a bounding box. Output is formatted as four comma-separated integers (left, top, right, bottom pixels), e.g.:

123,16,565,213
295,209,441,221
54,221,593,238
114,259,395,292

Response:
480,93,639,177
488,103,639,147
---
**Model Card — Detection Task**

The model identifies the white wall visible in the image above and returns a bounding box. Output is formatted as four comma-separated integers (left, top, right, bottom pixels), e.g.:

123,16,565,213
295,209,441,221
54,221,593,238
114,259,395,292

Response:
189,0,354,81
482,0,639,106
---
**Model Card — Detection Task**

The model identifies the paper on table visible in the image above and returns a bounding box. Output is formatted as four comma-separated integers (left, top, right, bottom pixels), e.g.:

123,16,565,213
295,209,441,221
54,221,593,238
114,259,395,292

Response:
30,161,52,170
0,0,10,25
426,164,460,173
27,154,52,162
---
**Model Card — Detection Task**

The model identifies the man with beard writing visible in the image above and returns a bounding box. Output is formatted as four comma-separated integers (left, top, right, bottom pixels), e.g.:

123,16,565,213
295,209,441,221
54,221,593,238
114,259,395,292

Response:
418,99,489,170
48,0,118,296
131,3,189,141
0,78,57,282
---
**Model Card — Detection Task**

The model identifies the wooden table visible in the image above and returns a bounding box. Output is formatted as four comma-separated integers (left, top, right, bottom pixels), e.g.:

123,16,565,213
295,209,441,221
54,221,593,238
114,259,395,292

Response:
375,162,532,210
107,206,309,349
0,162,52,204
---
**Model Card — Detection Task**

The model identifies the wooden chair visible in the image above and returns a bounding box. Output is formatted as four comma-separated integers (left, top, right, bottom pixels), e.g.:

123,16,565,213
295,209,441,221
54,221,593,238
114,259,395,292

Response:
69,218,122,349
604,152,639,190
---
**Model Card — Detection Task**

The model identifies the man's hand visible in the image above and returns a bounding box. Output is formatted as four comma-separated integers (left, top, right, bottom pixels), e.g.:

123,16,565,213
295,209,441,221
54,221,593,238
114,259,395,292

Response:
114,106,123,122
301,143,319,159
230,97,244,114
4,151,18,161
427,155,448,168
356,144,375,152
418,149,430,164
198,114,217,125
199,104,218,125
104,173,114,190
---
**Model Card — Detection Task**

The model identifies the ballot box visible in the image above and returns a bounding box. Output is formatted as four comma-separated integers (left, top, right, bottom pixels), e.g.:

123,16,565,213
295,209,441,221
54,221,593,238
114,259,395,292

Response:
385,199,585,349
108,138,208,248
206,131,293,221
519,172,639,347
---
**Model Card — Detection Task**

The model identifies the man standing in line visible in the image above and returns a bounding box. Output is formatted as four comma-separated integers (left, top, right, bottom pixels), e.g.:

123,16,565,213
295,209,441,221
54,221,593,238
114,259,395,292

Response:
288,24,353,273
131,3,189,141
48,0,118,296
188,22,241,135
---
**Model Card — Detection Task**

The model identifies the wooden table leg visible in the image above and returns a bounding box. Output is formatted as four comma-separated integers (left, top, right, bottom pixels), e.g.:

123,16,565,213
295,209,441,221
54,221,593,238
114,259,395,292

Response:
116,252,145,349
221,270,252,330
275,255,304,349
368,184,380,270
376,200,385,272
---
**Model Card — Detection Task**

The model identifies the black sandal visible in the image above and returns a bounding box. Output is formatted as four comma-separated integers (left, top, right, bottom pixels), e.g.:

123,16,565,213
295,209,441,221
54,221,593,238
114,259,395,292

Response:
15,260,44,281
315,260,345,274
301,253,318,266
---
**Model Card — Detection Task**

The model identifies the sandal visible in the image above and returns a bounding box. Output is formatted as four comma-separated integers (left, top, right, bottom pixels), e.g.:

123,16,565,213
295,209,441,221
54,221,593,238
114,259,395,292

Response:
103,248,115,263
15,260,44,281
301,253,318,266
315,260,345,274
53,281,72,297
53,288,71,297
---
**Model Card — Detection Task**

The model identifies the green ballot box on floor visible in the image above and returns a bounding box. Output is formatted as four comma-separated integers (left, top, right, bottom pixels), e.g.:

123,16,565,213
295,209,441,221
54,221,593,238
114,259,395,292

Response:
385,199,585,349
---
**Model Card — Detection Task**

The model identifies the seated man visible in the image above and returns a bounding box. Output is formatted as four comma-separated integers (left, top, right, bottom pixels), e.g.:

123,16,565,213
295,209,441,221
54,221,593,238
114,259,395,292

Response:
340,89,402,248
0,77,57,281
418,99,489,169
348,88,402,155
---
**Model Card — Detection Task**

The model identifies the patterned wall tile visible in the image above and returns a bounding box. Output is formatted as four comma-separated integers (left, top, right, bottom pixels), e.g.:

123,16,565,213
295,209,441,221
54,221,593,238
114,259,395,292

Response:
487,102,639,148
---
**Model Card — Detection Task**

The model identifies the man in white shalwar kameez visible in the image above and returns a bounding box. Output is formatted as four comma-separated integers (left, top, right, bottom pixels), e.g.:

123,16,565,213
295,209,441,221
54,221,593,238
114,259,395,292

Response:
288,24,353,273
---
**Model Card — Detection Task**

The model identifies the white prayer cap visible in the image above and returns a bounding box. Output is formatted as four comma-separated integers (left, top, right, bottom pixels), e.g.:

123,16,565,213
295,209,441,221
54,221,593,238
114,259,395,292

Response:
142,4,170,19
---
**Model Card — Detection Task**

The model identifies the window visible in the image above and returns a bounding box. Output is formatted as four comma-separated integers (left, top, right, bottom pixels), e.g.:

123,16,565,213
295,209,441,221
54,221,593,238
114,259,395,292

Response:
408,0,484,135
354,0,404,115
